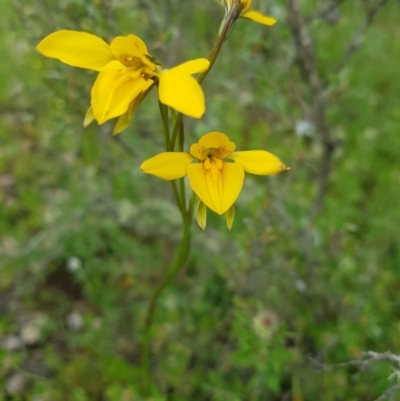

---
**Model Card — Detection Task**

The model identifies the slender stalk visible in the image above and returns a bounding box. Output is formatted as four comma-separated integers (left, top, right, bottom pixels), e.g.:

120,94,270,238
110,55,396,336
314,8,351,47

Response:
159,101,171,151
141,215,191,395
178,115,185,151
198,4,237,84
171,180,184,214
188,191,197,218
140,7,237,395
179,178,186,212
170,113,183,150
141,99,191,395
170,9,235,149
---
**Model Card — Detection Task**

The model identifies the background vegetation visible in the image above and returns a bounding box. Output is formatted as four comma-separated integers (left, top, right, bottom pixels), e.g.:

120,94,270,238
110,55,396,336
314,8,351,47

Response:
1,0,400,399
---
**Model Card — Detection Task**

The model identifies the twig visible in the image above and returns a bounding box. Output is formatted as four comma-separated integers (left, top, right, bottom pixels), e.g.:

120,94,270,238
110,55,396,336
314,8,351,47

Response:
362,351,400,365
374,384,400,401
309,350,400,372
309,356,370,372
334,0,389,73
287,0,336,219
112,135,136,158
305,0,346,23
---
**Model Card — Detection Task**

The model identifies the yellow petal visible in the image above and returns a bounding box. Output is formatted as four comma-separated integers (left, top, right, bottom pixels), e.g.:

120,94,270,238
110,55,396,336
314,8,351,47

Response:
83,107,95,127
225,205,235,231
158,70,205,118
113,79,154,135
198,132,235,151
112,80,154,135
187,162,244,215
196,200,207,230
37,30,114,71
91,69,148,123
242,10,277,26
112,98,139,135
172,59,210,75
241,0,252,13
140,152,193,180
229,151,289,175
101,60,125,70
110,35,149,56
190,132,235,160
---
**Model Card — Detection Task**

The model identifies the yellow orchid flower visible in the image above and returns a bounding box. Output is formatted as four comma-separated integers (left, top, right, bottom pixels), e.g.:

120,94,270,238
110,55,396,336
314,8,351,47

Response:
141,132,289,227
37,30,210,134
221,0,277,26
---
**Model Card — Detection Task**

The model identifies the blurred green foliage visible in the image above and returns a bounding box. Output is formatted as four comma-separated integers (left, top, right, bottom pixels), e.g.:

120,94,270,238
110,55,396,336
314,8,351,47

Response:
1,0,400,400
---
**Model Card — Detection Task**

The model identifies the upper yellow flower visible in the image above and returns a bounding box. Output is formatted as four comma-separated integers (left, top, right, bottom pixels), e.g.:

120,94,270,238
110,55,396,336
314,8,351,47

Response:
37,31,210,134
222,0,277,26
141,131,289,216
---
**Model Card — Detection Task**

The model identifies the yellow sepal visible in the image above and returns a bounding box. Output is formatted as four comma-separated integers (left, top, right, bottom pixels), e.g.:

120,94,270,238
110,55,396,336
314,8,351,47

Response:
91,69,147,123
140,152,194,180
229,151,289,175
37,30,114,71
158,69,206,118
225,205,235,231
242,10,277,26
172,59,210,75
196,200,207,230
83,107,95,127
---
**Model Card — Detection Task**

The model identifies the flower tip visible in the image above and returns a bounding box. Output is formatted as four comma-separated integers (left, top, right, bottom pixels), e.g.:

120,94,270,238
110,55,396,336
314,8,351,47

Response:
269,18,278,26
183,106,206,120
225,205,235,231
83,107,95,128
279,164,290,173
196,200,207,230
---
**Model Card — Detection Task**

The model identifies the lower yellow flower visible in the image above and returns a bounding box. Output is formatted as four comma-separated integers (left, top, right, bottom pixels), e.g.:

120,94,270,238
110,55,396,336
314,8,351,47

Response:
222,0,277,26
140,132,290,226
37,31,209,134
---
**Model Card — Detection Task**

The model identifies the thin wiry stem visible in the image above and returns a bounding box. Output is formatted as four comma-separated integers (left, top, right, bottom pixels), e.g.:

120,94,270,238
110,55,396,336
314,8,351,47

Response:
140,6,237,395
170,5,236,149
159,101,171,151
287,0,336,220
334,0,389,73
141,217,191,395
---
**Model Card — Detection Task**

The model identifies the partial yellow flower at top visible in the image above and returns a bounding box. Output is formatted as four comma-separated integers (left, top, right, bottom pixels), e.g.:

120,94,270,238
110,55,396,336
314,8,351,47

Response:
222,0,277,26
37,31,210,134
141,132,289,229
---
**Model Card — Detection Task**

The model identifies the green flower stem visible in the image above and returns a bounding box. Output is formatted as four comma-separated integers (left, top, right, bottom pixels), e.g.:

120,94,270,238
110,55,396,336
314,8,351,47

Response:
141,212,192,395
188,191,197,218
179,178,186,212
141,101,192,396
170,113,183,151
140,10,236,395
178,115,185,151
198,5,237,84
171,180,184,215
159,101,171,151
170,9,234,149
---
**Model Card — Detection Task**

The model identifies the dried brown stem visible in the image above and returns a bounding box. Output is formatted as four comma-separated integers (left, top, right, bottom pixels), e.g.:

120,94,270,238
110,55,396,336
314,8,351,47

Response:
305,0,347,23
112,135,136,158
373,384,400,401
287,0,336,219
310,350,400,372
334,0,389,73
